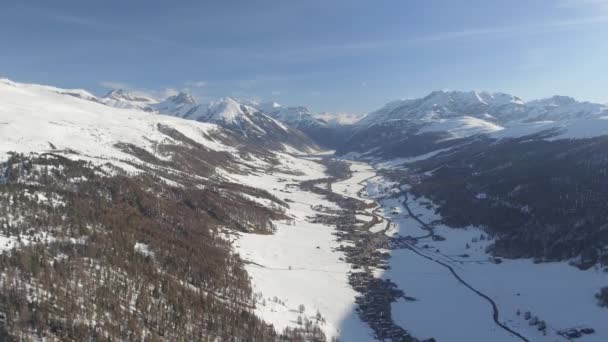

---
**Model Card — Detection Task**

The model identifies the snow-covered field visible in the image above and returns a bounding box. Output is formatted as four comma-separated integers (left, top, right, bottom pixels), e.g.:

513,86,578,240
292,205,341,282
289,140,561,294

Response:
332,161,376,203
230,155,374,340
365,176,608,342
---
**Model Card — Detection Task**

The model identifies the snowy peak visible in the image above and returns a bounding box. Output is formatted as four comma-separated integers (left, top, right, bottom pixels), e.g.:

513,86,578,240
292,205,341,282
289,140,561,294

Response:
202,97,259,126
171,91,197,106
193,97,289,136
192,97,317,151
152,91,199,118
103,89,154,103
268,106,328,129
101,89,156,111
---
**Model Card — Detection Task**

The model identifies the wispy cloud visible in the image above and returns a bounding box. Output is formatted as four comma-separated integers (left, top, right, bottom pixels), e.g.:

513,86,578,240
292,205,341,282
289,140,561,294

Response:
263,14,608,62
557,0,608,10
23,5,121,32
184,81,208,88
20,4,244,59
20,4,198,52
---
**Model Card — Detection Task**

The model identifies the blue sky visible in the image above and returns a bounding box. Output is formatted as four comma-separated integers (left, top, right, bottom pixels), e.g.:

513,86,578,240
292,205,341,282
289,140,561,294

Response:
1,0,607,114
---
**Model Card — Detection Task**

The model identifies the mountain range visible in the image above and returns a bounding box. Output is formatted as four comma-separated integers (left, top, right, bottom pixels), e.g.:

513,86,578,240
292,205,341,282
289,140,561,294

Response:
90,82,608,269
1,78,607,341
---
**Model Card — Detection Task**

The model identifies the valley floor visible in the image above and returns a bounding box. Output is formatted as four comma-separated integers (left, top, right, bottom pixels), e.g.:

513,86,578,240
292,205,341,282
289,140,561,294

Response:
366,170,608,342
229,152,607,341
230,153,375,341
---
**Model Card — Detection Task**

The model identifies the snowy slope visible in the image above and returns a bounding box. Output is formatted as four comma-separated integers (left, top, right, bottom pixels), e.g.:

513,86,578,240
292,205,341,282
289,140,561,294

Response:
491,117,608,141
198,97,276,132
365,177,608,342
419,115,504,139
0,79,234,168
0,79,316,166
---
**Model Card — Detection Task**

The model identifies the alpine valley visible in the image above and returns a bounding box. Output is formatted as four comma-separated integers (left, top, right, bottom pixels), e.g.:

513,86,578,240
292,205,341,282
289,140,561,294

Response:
1,79,607,342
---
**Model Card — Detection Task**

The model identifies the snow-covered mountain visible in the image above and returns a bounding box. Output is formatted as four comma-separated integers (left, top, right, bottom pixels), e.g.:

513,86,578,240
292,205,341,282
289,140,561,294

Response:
264,105,328,129
2,78,608,342
151,91,198,117
0,79,319,167
76,87,318,152
340,90,608,158
196,98,283,132
100,89,156,111
188,98,317,150
244,102,355,149
360,90,607,127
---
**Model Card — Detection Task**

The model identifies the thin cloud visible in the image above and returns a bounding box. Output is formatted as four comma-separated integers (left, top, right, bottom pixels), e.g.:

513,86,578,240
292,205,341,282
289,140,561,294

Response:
20,4,204,53
266,15,608,62
557,0,608,10
185,81,208,88
99,81,129,90
22,5,121,32
20,4,248,60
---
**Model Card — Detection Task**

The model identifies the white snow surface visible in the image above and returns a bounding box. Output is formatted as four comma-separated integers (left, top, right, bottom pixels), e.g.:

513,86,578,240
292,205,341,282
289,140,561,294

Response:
230,155,374,341
0,78,235,168
358,90,608,142
491,117,608,141
359,90,606,127
418,115,504,139
364,175,608,342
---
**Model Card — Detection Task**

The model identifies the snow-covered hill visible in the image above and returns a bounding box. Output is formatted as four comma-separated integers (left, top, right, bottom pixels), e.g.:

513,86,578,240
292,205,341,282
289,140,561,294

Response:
2,80,317,157
0,79,234,167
